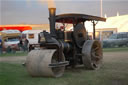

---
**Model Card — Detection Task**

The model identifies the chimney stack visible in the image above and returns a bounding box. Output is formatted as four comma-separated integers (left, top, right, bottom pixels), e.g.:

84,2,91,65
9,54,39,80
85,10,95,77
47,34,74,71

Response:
49,8,56,37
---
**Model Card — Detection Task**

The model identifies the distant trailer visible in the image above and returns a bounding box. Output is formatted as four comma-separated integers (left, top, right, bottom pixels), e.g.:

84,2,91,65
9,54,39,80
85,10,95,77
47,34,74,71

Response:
22,30,43,51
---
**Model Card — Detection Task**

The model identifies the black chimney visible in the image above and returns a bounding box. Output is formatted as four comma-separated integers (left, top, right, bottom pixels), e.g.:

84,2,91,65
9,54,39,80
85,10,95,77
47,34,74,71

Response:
49,8,56,37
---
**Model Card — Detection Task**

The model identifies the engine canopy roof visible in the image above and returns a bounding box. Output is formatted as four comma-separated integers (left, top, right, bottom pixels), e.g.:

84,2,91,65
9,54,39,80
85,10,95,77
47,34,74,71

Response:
56,13,106,24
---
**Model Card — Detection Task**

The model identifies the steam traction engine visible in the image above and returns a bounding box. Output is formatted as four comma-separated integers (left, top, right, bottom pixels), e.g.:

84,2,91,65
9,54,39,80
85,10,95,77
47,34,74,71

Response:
26,8,106,77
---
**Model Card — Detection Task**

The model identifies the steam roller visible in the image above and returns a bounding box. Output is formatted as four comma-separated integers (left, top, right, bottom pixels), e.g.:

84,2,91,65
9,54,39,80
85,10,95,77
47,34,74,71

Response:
25,8,106,77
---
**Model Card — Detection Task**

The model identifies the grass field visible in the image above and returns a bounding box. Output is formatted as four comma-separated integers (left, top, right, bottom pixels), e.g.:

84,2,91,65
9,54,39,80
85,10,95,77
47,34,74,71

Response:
0,48,128,85
103,47,128,52
0,52,28,57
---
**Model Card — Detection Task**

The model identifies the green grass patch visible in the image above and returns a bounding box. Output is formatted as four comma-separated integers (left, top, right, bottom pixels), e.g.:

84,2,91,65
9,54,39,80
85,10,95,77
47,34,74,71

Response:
0,52,28,57
0,56,128,85
0,49,128,85
103,47,128,52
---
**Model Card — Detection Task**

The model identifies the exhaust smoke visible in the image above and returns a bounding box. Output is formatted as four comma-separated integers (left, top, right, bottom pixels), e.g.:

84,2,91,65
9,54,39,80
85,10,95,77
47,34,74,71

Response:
26,0,56,8
47,0,56,8
38,0,56,8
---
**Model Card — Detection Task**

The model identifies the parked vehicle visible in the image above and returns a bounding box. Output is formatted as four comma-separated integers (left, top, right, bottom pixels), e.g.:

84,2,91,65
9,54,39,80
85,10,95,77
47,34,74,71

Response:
4,38,20,50
103,32,128,48
22,30,43,51
1,30,21,51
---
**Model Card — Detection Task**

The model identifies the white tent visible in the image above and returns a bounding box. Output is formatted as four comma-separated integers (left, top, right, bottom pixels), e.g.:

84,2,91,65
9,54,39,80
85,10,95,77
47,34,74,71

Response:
96,14,128,32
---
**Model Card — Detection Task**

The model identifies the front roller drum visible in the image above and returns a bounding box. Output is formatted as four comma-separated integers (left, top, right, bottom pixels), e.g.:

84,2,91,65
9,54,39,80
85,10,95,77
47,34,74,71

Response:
82,40,103,70
26,49,65,77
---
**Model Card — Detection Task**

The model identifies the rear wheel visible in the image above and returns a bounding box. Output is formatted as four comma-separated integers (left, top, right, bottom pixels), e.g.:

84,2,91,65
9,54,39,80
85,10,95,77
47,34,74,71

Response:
82,40,103,70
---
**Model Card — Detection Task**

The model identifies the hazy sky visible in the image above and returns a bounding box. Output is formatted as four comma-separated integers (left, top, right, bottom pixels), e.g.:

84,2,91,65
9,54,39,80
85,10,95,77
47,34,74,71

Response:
0,0,128,25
